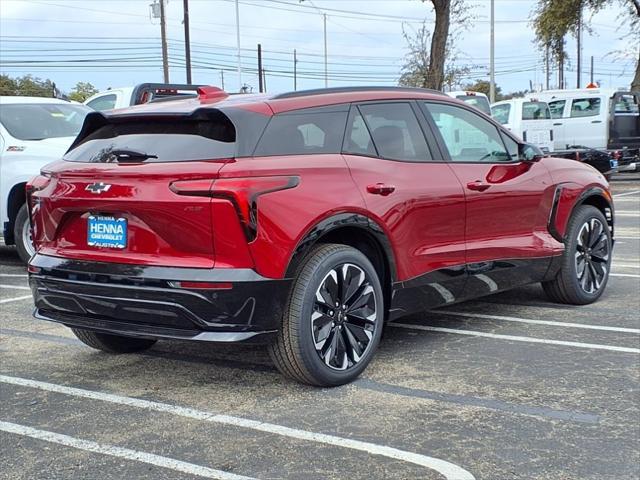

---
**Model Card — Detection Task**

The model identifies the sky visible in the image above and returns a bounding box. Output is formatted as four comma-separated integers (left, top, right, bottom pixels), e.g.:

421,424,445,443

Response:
0,0,637,96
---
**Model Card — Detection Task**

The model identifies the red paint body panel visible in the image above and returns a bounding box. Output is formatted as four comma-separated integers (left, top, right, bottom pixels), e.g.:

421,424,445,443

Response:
32,160,228,268
447,159,564,263
217,154,366,279
343,155,466,281
542,157,612,239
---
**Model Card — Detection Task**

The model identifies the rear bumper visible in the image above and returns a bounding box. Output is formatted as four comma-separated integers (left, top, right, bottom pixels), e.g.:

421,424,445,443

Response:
29,254,291,344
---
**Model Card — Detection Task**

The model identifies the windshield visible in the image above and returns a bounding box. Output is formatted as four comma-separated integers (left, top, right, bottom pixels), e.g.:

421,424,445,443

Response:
456,95,491,115
0,103,90,141
522,102,551,120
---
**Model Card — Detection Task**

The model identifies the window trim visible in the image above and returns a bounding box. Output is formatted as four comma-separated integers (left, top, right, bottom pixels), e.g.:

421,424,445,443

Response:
420,100,524,165
344,100,437,163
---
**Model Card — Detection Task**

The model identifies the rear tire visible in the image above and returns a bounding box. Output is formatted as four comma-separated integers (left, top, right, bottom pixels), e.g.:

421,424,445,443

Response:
14,204,35,264
71,328,157,353
542,205,611,305
268,244,384,387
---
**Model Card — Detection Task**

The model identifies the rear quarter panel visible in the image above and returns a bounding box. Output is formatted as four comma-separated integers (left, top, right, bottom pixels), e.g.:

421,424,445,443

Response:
218,155,368,279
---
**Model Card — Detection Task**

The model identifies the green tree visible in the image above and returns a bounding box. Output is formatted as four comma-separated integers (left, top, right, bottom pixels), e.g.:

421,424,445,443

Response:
11,75,55,97
532,0,640,91
462,79,503,99
68,82,99,102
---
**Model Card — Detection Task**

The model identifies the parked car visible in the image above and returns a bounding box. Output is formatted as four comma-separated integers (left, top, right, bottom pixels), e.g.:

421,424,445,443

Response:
491,98,554,153
445,91,491,115
84,83,204,111
28,86,614,386
537,87,639,171
0,96,91,262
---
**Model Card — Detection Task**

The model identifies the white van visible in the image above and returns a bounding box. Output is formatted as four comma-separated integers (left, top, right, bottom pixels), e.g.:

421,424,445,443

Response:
491,98,554,153
536,88,639,169
445,91,491,116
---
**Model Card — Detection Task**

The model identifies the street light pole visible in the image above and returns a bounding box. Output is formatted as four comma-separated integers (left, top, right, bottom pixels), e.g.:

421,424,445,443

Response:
489,0,495,103
235,0,242,91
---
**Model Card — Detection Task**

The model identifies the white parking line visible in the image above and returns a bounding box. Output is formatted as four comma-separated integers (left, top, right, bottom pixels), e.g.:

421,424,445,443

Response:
0,375,475,480
0,421,255,480
0,284,30,290
611,273,640,278
612,263,639,269
390,324,640,354
0,274,28,278
615,213,640,217
613,190,640,198
0,295,32,304
432,311,640,334
615,236,640,240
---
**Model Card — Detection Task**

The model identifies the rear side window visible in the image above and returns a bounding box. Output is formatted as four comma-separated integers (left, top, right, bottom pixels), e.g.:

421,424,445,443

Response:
254,107,348,156
570,98,601,118
65,112,236,163
548,100,566,119
491,104,511,125
343,111,376,157
86,94,117,111
522,102,551,120
358,103,431,162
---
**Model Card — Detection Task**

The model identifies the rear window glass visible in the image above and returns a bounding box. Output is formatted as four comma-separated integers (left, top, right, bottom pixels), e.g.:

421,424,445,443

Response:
491,104,511,125
614,94,639,114
548,100,566,119
254,108,348,156
571,98,601,118
456,95,491,115
522,102,551,120
0,103,90,140
64,115,236,163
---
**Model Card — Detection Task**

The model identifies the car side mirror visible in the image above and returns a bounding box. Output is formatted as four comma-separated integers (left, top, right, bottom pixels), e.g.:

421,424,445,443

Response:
520,143,544,162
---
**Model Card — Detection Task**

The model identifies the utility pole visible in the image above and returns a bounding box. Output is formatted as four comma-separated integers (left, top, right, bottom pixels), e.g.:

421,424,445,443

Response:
263,69,267,92
159,0,169,83
293,49,298,91
323,13,328,88
545,46,550,90
183,0,192,84
258,44,264,93
489,0,495,102
576,13,582,88
590,55,594,84
220,70,225,90
235,0,242,91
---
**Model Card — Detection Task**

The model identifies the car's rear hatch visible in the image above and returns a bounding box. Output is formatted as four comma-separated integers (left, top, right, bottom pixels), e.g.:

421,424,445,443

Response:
31,109,239,268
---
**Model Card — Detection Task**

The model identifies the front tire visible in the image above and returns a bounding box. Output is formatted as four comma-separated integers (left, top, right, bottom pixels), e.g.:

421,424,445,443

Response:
14,204,35,264
542,205,612,305
71,328,157,353
269,244,384,387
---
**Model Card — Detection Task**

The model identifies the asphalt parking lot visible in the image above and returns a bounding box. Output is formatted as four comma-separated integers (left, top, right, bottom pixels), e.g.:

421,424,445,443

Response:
1,174,639,480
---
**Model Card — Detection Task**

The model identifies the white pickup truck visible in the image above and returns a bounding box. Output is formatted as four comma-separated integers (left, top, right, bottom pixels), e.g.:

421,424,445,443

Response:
536,88,639,171
491,98,554,153
84,83,204,111
0,96,90,262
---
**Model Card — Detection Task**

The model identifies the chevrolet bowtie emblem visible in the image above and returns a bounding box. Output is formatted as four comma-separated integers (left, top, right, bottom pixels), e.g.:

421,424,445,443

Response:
86,182,112,194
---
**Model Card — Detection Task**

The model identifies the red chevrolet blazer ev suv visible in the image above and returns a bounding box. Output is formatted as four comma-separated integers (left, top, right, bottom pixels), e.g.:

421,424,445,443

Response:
27,86,614,386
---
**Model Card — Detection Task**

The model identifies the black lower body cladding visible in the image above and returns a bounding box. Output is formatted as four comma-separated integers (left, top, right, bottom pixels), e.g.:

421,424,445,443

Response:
29,254,292,343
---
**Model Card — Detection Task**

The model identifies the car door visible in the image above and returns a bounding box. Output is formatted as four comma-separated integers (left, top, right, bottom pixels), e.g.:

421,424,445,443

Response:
342,101,467,316
420,101,559,298
547,99,567,150
564,96,607,149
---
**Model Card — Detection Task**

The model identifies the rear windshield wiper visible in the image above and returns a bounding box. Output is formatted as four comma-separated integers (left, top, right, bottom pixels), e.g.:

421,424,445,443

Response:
107,149,158,162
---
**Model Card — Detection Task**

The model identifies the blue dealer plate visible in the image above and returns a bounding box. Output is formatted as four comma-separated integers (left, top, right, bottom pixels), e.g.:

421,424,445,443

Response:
88,216,127,249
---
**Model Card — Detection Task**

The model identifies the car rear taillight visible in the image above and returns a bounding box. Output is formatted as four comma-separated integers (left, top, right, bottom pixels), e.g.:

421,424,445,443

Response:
26,174,51,214
550,129,554,141
612,150,622,161
169,176,300,240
